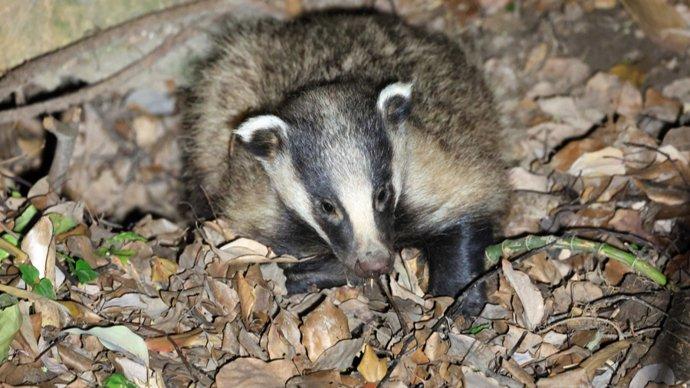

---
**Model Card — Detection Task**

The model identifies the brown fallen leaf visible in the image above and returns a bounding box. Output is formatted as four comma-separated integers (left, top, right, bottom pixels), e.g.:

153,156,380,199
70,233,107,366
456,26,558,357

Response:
207,279,239,321
524,253,562,285
215,358,297,388
301,298,350,362
634,179,690,206
235,272,256,329
568,147,626,177
146,329,207,353
357,344,387,383
502,259,545,330
267,310,304,360
643,88,682,123
312,337,364,372
58,301,102,324
150,257,178,284
424,332,450,363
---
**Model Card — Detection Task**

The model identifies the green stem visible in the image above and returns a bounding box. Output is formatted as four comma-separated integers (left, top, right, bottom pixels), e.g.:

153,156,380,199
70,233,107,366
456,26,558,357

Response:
485,235,667,286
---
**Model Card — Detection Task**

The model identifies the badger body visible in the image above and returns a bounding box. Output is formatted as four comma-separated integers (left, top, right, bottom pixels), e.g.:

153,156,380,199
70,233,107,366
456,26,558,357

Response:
184,10,509,313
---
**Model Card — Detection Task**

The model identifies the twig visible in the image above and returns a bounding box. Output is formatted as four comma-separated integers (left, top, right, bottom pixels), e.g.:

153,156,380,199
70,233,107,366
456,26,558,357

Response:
43,108,80,193
0,0,242,99
601,327,661,341
0,238,27,261
537,316,625,341
376,276,410,335
484,235,667,286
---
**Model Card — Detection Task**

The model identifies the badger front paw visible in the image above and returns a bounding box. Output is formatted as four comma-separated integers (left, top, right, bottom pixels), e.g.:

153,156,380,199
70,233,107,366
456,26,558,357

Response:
280,255,360,294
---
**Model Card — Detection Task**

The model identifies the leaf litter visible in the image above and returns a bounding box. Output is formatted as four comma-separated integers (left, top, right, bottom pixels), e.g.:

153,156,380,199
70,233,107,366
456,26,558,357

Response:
1,0,690,386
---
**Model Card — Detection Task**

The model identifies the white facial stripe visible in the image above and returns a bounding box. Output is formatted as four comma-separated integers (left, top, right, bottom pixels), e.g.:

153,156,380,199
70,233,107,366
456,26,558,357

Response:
376,82,413,113
235,114,288,142
265,154,331,245
330,144,381,247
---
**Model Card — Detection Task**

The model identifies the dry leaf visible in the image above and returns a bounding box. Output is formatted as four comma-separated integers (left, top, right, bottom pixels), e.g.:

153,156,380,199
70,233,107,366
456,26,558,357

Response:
568,147,626,177
267,310,304,359
235,272,256,328
146,329,207,353
301,298,350,362
538,96,604,131
207,279,239,321
22,216,65,288
150,257,178,284
312,337,364,371
357,344,387,383
510,167,550,192
629,363,676,388
215,358,297,388
502,259,545,330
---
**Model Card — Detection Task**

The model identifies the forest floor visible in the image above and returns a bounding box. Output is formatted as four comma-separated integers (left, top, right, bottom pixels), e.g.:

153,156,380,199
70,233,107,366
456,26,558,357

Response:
0,0,689,386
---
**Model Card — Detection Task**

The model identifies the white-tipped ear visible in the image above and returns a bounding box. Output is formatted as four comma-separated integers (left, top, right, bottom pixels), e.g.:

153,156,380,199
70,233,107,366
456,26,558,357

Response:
234,114,289,159
377,82,413,125
235,115,288,142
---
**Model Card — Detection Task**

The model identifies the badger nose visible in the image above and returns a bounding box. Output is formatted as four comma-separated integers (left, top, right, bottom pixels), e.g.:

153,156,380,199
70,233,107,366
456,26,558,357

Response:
354,252,393,277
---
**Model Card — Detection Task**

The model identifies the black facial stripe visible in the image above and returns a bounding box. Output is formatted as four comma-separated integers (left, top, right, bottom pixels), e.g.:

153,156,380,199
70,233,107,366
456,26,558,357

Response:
273,81,398,256
267,205,330,256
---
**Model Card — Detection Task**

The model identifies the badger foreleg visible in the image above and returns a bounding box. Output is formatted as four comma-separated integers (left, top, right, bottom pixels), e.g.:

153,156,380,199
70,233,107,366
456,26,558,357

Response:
281,255,363,294
422,218,494,316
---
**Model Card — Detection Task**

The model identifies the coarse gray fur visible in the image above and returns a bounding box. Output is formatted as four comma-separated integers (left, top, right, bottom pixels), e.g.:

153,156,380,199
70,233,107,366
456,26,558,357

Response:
182,10,509,306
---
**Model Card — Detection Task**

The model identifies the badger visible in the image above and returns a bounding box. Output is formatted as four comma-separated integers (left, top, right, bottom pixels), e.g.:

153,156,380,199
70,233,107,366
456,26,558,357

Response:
183,10,509,314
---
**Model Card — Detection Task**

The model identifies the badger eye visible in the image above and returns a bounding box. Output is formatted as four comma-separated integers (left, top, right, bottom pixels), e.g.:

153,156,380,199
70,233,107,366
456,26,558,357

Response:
320,200,336,216
374,185,391,212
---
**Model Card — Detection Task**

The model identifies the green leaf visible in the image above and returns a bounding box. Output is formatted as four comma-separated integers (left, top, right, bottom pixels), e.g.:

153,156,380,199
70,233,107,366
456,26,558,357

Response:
18,263,40,286
108,232,147,244
0,249,8,261
0,304,22,362
63,326,149,367
104,373,138,388
74,259,99,284
33,278,56,300
10,191,22,198
47,213,77,235
13,204,38,233
466,323,491,335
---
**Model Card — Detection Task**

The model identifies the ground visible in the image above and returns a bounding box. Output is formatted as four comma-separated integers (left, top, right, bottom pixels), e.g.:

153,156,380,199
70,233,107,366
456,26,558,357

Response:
0,0,689,386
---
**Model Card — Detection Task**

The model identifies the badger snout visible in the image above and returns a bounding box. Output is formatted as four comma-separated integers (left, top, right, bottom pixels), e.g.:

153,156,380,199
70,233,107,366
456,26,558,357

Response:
353,248,393,278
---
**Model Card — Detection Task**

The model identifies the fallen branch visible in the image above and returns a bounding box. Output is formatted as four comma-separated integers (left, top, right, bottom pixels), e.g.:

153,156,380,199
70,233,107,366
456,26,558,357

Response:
484,235,668,286
0,0,240,99
0,1,285,123
0,25,197,124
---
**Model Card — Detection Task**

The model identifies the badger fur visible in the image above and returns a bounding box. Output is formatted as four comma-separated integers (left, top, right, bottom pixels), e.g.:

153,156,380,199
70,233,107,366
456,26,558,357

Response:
183,10,509,314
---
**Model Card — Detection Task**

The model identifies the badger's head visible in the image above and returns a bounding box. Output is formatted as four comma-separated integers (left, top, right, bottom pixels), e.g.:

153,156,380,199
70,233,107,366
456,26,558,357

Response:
234,81,412,278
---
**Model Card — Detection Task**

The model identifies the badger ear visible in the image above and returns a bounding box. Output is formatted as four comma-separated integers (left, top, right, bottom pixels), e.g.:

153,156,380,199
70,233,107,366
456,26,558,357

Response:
377,82,412,126
235,115,288,159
